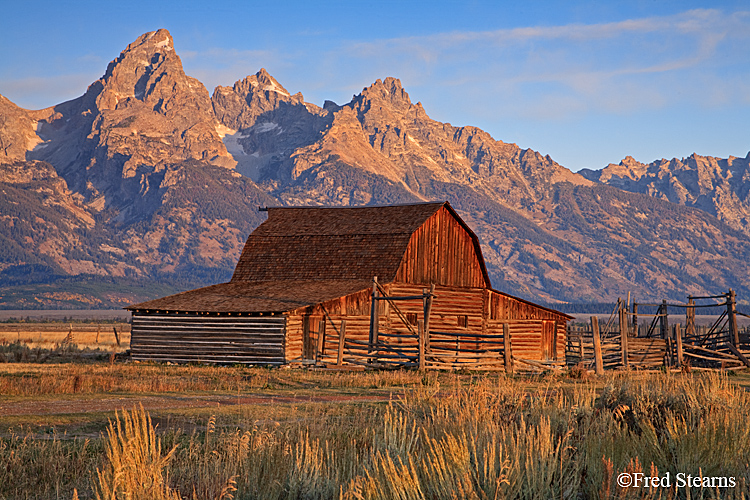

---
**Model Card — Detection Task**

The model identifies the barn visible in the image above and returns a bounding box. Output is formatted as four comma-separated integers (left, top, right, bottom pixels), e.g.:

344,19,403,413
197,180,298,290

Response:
127,202,571,370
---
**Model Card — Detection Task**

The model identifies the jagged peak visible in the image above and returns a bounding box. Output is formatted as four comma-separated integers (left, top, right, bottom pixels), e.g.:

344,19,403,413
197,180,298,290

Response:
233,69,292,98
358,76,412,107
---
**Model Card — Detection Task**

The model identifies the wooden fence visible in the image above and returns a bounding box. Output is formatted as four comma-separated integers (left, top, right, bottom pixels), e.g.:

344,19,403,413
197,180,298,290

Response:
566,290,750,372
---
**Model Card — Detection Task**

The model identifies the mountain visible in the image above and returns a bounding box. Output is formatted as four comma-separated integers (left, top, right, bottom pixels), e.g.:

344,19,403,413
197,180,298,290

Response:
1,29,750,307
580,154,750,236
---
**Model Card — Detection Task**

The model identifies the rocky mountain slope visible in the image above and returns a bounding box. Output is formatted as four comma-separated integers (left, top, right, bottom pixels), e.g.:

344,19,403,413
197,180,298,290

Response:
580,154,750,236
1,29,749,307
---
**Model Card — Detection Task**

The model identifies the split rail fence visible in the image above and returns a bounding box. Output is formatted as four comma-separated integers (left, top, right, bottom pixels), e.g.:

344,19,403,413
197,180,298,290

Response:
566,290,750,373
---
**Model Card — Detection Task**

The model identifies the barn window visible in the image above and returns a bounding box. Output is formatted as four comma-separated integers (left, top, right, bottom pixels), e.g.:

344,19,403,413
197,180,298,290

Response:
457,315,468,328
406,313,418,326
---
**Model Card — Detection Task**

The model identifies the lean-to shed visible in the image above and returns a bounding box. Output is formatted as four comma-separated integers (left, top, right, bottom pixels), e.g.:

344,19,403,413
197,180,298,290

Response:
127,202,571,369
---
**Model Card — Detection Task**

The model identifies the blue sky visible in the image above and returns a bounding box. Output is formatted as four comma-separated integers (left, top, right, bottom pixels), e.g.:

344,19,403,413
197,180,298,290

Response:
1,0,748,171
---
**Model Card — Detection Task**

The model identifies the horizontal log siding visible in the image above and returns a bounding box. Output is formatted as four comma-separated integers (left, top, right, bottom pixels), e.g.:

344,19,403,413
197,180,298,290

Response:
130,313,285,365
395,207,487,288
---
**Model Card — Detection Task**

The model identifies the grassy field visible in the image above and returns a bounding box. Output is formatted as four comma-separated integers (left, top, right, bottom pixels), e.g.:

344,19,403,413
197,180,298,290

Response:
0,321,131,353
1,334,750,499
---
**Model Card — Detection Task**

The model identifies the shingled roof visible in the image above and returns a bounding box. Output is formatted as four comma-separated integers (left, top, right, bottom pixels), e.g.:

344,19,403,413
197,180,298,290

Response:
129,202,461,313
230,202,447,283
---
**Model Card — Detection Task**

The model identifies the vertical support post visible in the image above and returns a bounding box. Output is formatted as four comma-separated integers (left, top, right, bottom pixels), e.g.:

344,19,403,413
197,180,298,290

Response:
592,316,604,376
632,302,639,337
578,333,585,362
675,323,683,368
551,321,558,361
423,283,434,354
661,300,669,340
316,319,326,362
728,289,740,347
113,326,120,346
418,319,425,371
619,303,629,369
336,320,346,366
503,322,513,374
686,296,695,341
369,276,379,352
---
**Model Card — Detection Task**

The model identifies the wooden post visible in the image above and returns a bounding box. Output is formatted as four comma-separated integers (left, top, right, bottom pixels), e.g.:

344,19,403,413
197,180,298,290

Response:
675,323,683,368
113,326,120,347
632,302,639,337
592,316,604,376
686,296,695,340
418,320,425,371
578,334,584,362
369,276,379,352
619,304,629,369
316,319,326,361
503,322,513,374
661,300,669,340
337,320,347,366
727,289,740,347
423,284,435,354
96,325,101,344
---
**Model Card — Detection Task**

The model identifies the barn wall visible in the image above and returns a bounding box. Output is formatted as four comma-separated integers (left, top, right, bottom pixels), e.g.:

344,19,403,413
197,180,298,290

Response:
395,206,487,288
131,313,285,365
284,283,569,366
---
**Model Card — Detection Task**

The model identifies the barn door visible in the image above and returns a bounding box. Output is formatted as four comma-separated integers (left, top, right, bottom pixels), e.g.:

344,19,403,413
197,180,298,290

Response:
302,315,322,360
541,320,557,361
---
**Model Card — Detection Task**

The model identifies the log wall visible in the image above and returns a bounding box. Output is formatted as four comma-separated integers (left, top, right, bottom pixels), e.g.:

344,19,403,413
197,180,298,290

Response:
285,283,569,369
130,313,286,365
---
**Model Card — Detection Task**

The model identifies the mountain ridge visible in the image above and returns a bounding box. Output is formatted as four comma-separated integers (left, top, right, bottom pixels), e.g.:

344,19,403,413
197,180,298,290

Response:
1,28,749,308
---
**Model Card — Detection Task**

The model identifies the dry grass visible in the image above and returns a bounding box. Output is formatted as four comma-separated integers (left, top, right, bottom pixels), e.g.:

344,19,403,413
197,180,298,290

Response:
1,368,750,499
0,322,131,352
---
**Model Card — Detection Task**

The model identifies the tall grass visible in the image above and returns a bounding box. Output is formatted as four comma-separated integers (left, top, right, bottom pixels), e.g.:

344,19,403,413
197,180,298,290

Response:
2,371,750,499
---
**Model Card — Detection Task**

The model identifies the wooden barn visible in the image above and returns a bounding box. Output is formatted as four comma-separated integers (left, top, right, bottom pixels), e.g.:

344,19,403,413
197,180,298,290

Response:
127,202,571,370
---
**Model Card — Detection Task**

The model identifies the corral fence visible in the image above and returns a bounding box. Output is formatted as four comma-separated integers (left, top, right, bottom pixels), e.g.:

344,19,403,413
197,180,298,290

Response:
566,290,750,372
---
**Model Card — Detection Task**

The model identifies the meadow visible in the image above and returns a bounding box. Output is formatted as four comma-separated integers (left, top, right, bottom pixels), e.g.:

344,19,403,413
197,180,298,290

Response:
0,330,749,499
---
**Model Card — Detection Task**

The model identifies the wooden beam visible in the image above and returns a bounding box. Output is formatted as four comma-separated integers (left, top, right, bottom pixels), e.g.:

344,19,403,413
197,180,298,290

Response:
728,289,740,347
503,322,513,374
316,319,326,361
424,283,435,354
619,304,629,369
591,316,604,375
726,343,750,368
675,323,683,368
369,277,379,351
337,320,347,367
418,320,426,371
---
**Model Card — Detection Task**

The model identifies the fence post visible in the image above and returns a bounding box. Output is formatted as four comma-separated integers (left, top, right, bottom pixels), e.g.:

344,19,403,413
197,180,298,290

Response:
369,276,379,353
728,289,740,347
632,302,639,337
592,316,604,375
675,323,683,368
113,326,120,347
686,296,695,340
337,320,347,366
619,303,629,369
315,318,326,361
423,284,434,354
503,322,513,374
418,320,425,371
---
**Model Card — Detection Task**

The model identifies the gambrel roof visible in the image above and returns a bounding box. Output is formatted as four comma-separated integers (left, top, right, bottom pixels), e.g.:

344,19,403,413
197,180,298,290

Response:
129,202,490,313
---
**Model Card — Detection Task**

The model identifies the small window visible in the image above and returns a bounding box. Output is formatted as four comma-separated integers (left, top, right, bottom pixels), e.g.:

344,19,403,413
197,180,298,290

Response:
406,313,418,326
458,315,468,328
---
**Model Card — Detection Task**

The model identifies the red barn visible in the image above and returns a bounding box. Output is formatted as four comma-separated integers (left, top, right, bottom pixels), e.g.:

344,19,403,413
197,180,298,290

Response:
127,202,570,369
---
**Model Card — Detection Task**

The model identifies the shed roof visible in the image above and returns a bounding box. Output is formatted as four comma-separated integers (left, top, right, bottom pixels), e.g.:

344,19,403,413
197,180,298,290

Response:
128,279,372,314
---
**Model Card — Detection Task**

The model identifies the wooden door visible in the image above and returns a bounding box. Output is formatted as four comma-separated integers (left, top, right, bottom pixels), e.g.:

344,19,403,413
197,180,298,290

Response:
541,320,557,361
302,315,321,360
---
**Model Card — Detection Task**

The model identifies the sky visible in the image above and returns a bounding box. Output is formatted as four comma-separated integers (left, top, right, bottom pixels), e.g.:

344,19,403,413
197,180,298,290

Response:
1,0,749,172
